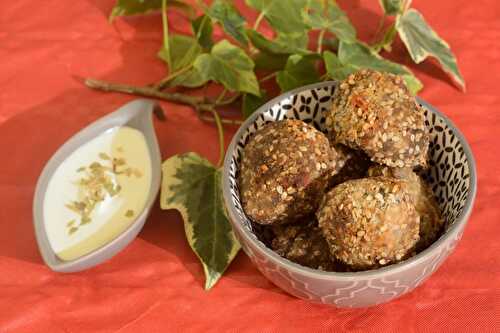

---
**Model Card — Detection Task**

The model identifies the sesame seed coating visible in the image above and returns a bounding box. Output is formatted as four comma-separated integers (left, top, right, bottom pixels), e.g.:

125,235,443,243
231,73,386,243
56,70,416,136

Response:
271,219,339,271
317,177,420,270
326,69,429,168
367,165,444,251
239,120,340,225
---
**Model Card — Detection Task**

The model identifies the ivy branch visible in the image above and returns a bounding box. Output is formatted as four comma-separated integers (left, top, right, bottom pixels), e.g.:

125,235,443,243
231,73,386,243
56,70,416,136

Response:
87,0,466,166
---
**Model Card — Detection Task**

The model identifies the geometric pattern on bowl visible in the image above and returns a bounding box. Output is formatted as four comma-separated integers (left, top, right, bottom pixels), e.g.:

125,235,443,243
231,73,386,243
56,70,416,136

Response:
224,82,475,307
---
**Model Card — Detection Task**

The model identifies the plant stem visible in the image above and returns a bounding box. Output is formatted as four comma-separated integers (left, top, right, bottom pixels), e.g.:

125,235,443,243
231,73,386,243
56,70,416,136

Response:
161,0,171,66
196,15,208,40
372,13,387,45
84,78,243,127
317,29,326,53
86,78,208,109
155,65,192,90
202,83,209,101
216,93,241,106
259,72,276,83
253,11,265,30
209,108,225,167
215,89,227,104
199,114,243,126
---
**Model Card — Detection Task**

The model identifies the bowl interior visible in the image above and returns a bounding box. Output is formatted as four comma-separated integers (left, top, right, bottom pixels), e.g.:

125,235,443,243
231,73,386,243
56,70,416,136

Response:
226,82,472,268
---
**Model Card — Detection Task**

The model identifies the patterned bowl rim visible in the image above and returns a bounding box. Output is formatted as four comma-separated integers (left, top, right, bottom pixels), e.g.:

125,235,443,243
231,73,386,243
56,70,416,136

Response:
222,81,477,280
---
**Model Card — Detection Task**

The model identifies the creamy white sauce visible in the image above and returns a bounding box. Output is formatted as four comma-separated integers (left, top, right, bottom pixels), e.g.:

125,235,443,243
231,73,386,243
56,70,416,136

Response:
43,126,152,261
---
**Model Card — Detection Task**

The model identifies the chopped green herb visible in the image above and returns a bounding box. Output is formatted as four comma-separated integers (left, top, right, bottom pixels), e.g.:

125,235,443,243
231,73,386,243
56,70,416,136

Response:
65,152,143,235
99,152,110,160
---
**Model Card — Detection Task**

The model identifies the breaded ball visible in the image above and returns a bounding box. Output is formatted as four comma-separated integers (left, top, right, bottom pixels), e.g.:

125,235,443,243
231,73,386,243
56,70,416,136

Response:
317,177,420,270
239,120,341,225
271,219,337,271
367,165,444,251
326,69,429,168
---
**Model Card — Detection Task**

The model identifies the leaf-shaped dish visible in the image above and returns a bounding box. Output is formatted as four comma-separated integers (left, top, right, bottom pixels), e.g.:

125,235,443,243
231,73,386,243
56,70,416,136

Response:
33,99,162,272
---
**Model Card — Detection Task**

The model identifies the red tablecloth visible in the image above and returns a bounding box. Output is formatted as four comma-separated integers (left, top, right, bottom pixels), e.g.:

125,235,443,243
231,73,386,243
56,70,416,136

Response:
1,0,499,332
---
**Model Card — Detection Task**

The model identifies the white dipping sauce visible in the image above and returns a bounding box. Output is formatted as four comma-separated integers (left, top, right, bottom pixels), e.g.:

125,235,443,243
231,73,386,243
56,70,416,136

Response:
43,126,152,261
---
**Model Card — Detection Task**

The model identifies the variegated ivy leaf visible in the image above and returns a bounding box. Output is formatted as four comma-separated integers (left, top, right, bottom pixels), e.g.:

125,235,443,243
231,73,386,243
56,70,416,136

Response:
371,23,397,53
168,68,208,88
379,0,403,16
192,15,214,50
323,51,356,81
396,9,465,90
158,34,202,72
194,40,260,96
158,34,208,88
160,153,241,290
206,0,248,46
276,54,321,92
303,0,356,43
247,29,310,55
254,51,289,71
109,0,193,21
338,41,423,94
242,90,267,119
246,0,308,34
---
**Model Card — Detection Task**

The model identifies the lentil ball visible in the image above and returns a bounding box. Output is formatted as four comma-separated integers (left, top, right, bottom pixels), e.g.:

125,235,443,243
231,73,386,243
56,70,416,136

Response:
317,177,420,270
239,119,340,225
367,165,444,251
326,69,429,168
271,219,338,271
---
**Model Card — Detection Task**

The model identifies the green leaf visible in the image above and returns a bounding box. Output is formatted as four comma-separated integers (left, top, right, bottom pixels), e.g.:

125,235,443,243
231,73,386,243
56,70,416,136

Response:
247,29,309,55
161,0,171,67
379,0,402,16
303,0,356,43
276,54,321,92
254,52,289,71
169,68,208,88
396,9,465,90
160,153,240,290
109,0,193,21
157,34,207,88
194,40,260,95
246,0,308,34
242,91,267,118
275,32,310,52
192,15,214,50
206,0,248,46
323,51,356,81
338,41,404,74
338,41,423,94
401,73,423,94
371,23,397,53
322,37,339,50
158,34,202,72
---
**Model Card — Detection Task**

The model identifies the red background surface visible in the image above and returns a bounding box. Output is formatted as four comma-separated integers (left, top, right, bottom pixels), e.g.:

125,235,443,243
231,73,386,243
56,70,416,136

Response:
1,0,499,332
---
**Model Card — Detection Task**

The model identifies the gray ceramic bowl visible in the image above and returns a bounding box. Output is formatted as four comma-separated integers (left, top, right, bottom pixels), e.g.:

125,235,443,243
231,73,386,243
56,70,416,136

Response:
33,99,162,272
222,82,477,308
